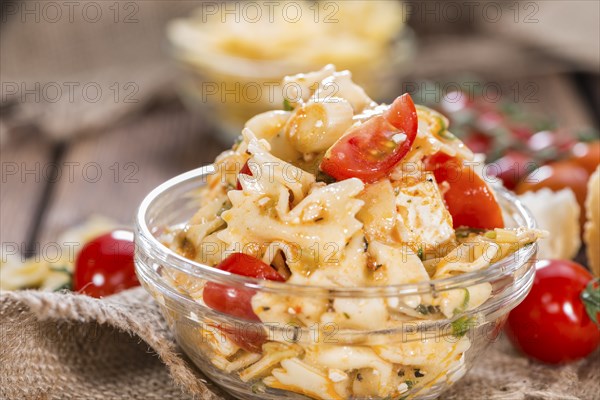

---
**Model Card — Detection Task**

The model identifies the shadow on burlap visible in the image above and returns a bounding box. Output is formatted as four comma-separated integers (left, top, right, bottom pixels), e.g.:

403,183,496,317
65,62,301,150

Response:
1,288,598,400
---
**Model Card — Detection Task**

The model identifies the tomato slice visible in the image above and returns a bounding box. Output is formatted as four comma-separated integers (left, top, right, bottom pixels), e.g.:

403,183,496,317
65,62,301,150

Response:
203,253,285,352
425,152,504,229
320,94,418,183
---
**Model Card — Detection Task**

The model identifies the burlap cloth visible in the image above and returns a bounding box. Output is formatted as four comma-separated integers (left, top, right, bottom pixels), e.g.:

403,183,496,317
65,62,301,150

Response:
1,288,598,400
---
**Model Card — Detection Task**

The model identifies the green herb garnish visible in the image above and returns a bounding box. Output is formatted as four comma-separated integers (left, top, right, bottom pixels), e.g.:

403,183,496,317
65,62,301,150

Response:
581,278,600,326
417,247,424,261
416,304,440,315
484,230,497,239
316,170,337,184
283,98,294,111
451,316,474,338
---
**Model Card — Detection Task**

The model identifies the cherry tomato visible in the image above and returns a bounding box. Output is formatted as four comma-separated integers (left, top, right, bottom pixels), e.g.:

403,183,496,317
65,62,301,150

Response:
505,260,600,364
203,253,285,352
510,125,535,141
74,229,138,298
488,151,539,190
569,141,600,174
424,152,504,230
516,160,590,226
320,94,418,183
462,132,493,154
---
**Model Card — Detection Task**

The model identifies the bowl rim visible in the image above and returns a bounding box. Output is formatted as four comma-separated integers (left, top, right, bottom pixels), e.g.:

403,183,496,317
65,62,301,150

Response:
135,165,538,297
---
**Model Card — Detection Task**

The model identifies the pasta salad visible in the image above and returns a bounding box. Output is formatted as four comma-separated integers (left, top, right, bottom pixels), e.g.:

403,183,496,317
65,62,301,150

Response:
163,65,544,400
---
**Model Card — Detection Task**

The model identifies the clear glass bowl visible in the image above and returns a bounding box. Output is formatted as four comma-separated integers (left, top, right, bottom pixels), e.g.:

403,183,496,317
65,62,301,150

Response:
167,28,416,143
135,166,538,400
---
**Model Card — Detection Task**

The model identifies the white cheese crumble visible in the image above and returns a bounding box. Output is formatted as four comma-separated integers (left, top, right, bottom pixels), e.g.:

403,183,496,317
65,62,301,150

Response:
391,133,407,143
328,369,348,382
398,382,409,393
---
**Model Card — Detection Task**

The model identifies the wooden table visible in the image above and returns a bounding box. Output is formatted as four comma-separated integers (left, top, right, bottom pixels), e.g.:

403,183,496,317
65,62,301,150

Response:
1,73,598,260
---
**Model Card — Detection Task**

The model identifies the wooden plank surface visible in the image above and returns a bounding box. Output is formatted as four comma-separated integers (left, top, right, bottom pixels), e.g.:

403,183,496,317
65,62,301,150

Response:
36,106,226,244
525,74,597,129
0,135,55,255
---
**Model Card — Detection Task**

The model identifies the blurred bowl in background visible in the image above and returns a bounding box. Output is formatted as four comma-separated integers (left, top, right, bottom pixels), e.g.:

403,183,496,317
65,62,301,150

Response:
166,1,415,142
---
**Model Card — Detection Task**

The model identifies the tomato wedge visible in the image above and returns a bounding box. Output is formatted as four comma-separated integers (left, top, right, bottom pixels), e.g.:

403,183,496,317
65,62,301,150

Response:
203,253,285,352
320,94,418,183
425,152,504,229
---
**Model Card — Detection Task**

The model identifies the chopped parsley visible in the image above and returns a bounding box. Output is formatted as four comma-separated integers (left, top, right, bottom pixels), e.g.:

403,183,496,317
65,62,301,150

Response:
484,230,497,239
283,98,294,111
316,170,337,184
451,316,474,338
415,304,440,315
343,312,351,319
417,247,424,261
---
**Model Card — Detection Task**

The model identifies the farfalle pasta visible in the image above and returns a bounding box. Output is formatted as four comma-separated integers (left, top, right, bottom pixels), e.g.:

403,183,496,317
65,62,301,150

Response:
162,66,545,400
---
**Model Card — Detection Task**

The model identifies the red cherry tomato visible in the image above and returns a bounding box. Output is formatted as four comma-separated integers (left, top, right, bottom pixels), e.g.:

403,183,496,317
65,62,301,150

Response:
320,94,418,183
424,152,504,229
505,260,600,364
74,230,138,298
462,132,493,154
488,151,539,190
516,160,590,227
569,141,600,174
203,253,285,352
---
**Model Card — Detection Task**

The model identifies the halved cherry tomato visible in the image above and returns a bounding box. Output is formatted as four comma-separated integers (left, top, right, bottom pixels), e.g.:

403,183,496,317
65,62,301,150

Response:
424,152,504,229
236,161,252,190
74,230,138,298
320,94,418,183
488,151,539,190
203,253,285,352
505,260,600,364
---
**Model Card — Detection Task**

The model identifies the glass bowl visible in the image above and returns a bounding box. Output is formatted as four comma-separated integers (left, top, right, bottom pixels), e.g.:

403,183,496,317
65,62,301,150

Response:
135,165,538,400
166,27,415,143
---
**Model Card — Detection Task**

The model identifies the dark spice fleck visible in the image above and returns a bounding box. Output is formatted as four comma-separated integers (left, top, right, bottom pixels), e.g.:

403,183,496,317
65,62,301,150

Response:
356,373,363,381
397,370,405,377
414,369,425,377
